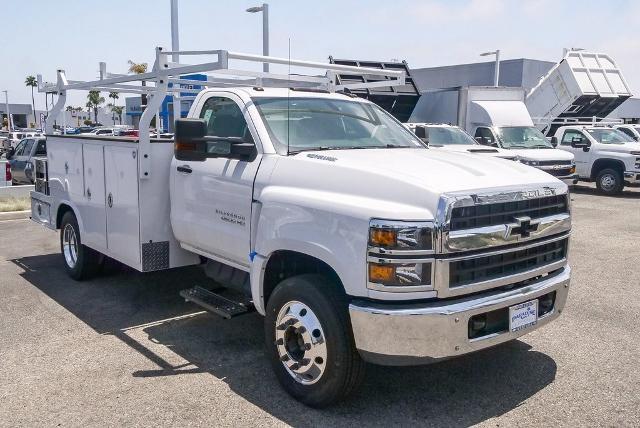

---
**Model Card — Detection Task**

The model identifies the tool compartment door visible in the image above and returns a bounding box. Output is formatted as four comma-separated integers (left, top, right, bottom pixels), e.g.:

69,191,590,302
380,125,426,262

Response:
81,144,107,250
105,145,141,268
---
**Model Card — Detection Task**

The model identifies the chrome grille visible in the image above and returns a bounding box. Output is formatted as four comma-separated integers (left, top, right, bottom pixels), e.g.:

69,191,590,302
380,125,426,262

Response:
449,195,568,231
448,238,568,288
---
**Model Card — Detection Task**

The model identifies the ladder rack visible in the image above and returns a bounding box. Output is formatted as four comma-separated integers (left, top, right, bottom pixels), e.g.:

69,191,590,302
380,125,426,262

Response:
37,47,407,180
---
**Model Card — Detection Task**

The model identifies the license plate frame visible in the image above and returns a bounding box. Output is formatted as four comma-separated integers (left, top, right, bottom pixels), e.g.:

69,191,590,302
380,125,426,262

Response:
509,299,539,333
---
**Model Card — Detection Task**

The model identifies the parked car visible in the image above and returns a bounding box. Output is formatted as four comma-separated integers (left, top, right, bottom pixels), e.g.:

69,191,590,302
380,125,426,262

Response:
551,125,640,194
6,137,47,185
85,128,115,136
2,131,44,151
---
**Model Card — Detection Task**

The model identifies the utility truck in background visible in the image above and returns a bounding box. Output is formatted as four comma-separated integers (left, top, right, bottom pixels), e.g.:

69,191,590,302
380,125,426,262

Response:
405,123,517,160
31,48,572,407
409,86,578,184
549,120,640,194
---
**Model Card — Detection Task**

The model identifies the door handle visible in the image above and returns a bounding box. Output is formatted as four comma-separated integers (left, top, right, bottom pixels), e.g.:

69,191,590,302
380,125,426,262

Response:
177,165,192,174
87,188,92,200
107,193,113,208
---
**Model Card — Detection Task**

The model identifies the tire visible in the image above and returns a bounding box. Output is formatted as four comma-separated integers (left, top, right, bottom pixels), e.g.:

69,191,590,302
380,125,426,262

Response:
264,274,365,408
595,168,624,195
59,211,102,280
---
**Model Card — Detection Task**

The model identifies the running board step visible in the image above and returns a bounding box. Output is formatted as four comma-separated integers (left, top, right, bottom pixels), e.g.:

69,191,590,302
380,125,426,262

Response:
180,286,252,319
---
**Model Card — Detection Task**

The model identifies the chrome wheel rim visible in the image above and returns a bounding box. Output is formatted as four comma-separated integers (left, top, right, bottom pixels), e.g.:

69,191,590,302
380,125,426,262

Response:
601,174,616,191
62,224,78,269
275,301,327,385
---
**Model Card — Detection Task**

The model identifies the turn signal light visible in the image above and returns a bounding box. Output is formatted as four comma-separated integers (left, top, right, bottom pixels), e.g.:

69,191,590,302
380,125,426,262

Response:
5,163,11,182
368,263,395,283
570,166,576,174
369,228,397,247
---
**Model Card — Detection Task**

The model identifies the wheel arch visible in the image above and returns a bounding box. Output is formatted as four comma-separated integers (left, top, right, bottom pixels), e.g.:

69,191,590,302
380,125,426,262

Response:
590,158,625,180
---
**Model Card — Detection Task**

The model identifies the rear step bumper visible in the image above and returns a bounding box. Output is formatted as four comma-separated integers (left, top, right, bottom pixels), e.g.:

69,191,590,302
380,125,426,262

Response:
180,286,252,319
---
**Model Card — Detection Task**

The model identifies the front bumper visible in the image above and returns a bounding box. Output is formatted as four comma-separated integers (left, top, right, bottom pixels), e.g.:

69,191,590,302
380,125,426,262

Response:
624,171,640,184
349,266,570,366
557,173,579,185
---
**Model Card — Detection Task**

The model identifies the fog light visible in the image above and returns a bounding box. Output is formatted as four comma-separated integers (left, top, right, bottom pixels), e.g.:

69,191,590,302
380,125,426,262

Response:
368,263,395,283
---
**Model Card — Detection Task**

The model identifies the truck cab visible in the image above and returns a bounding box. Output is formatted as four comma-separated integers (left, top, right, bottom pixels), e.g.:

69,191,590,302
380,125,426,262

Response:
472,125,577,184
406,123,516,160
552,125,640,194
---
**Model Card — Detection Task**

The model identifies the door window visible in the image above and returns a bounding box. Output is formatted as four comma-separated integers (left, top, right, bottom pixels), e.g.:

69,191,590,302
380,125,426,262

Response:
474,127,495,144
199,97,249,139
561,130,586,146
13,140,26,156
35,140,47,156
22,139,35,156
617,127,635,139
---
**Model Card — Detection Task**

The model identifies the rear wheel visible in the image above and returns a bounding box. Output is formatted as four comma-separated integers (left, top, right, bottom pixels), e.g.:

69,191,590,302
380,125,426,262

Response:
60,211,102,280
264,274,365,408
596,168,624,195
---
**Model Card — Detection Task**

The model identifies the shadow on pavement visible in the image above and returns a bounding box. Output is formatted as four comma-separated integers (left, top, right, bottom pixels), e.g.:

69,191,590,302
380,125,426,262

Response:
12,253,558,426
570,184,640,199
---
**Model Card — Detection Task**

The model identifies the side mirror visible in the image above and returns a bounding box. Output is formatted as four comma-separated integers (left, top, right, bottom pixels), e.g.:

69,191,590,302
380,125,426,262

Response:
551,136,558,147
570,136,591,151
5,147,15,160
175,118,207,161
174,118,256,162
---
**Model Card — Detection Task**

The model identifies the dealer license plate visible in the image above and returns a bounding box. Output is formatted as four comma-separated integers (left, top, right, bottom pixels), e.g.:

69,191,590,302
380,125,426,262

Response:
509,299,538,332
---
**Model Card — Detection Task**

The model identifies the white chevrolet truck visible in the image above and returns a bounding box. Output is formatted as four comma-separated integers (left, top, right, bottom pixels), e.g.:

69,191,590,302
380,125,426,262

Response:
31,49,572,407
551,124,640,194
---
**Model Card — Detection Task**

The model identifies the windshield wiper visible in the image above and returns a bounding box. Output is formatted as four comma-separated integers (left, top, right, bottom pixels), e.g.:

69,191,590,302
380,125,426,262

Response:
530,144,551,148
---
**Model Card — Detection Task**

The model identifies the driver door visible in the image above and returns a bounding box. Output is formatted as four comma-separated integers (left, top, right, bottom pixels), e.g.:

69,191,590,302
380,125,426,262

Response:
560,130,591,176
171,93,261,269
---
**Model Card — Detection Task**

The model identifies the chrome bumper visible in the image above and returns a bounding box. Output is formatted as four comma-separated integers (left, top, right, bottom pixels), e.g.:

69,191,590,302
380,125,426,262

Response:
624,171,640,184
558,173,579,185
349,266,570,366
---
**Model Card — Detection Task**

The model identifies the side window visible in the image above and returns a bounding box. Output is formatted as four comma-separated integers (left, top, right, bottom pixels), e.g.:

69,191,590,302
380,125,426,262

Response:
617,127,635,139
474,127,494,144
22,139,35,156
561,130,585,145
35,140,47,156
199,96,249,139
13,140,26,156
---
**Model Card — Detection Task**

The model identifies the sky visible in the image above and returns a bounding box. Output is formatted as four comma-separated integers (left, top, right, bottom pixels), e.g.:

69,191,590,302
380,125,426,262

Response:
2,0,640,108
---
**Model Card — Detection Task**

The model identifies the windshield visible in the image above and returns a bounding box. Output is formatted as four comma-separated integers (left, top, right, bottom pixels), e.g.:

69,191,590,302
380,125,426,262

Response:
253,97,424,153
496,126,553,149
587,128,635,144
422,126,477,146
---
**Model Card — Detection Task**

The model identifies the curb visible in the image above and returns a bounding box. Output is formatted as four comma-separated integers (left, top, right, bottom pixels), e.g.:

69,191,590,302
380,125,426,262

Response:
0,210,31,221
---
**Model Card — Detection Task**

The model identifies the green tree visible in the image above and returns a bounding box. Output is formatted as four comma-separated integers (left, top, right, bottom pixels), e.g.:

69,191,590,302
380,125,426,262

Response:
87,90,105,124
25,75,37,126
110,105,124,125
108,92,119,124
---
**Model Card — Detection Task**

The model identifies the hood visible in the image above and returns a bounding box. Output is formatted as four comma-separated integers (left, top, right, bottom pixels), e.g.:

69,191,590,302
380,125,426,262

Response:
597,142,640,154
506,148,575,162
265,148,564,220
434,144,516,159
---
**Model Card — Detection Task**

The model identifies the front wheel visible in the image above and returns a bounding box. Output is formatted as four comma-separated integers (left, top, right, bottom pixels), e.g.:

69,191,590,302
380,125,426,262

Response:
60,211,102,280
596,168,624,195
264,274,365,408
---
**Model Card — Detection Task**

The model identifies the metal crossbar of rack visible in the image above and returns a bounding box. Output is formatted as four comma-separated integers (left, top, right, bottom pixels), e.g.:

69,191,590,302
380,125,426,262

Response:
532,116,624,128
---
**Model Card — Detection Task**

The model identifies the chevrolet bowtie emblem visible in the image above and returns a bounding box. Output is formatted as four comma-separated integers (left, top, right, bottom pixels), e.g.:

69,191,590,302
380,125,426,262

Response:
506,216,540,239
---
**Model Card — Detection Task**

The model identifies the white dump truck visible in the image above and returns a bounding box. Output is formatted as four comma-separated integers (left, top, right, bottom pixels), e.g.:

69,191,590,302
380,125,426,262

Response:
31,48,572,407
409,86,578,184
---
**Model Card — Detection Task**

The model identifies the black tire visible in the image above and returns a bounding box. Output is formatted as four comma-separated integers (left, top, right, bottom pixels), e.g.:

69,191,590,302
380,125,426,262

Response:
595,168,624,195
59,211,102,280
264,274,365,408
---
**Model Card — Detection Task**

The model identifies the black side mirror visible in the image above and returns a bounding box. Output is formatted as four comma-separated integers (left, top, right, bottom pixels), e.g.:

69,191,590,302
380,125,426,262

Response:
174,118,257,162
175,118,207,161
5,147,15,160
551,136,558,147
414,126,429,145
570,136,591,151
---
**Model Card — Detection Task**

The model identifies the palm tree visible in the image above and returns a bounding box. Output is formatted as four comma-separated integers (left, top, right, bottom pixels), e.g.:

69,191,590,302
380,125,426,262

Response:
87,90,105,124
108,92,119,124
25,75,37,126
128,60,148,109
111,105,124,125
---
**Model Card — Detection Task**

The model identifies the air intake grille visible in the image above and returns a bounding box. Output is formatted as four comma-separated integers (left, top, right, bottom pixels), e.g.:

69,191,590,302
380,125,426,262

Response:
449,238,568,288
450,195,568,231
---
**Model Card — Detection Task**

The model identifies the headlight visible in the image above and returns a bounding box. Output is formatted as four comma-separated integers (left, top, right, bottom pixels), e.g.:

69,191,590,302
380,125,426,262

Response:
521,159,539,167
367,220,434,292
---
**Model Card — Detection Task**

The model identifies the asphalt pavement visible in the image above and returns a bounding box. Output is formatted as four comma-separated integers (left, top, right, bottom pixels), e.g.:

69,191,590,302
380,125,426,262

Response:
0,183,639,427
